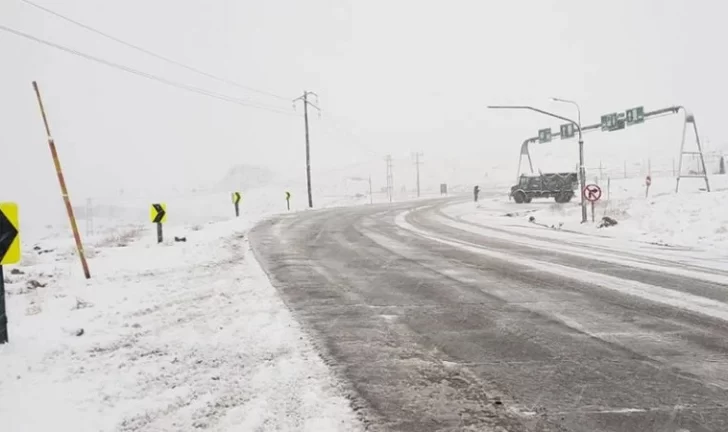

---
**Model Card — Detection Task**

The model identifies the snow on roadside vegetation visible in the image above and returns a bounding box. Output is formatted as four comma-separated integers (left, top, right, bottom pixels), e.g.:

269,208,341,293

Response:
1,202,363,431
467,174,728,251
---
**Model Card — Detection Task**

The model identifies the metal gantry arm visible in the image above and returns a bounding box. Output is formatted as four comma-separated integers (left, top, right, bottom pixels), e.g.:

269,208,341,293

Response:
516,122,601,180
514,105,710,193
517,137,537,181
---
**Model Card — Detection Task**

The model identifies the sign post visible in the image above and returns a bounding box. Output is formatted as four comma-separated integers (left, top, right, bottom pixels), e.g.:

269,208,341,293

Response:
369,176,373,204
285,191,291,211
150,203,167,243
232,192,241,217
645,175,652,198
0,203,21,344
583,184,602,223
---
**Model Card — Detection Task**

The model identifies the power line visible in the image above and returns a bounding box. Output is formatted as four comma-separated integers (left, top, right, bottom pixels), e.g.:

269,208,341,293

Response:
320,119,381,159
0,24,298,116
18,0,290,102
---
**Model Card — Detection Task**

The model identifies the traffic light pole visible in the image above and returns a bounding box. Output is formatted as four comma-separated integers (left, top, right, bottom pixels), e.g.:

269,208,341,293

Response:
552,98,587,224
578,135,586,223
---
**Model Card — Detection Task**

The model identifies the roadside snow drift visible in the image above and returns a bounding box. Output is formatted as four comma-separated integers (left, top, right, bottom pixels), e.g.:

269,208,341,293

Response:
0,219,362,432
460,174,728,252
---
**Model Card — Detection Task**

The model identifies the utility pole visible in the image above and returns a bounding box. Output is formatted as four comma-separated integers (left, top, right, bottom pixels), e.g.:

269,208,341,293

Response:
293,91,320,208
368,175,373,204
385,155,394,202
412,152,423,198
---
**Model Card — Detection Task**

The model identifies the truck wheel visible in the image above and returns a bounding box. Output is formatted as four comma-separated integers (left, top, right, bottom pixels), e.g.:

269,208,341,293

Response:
513,191,526,204
524,196,532,203
563,192,574,203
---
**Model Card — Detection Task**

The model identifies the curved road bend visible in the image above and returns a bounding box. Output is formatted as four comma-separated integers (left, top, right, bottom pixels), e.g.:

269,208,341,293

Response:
250,197,728,432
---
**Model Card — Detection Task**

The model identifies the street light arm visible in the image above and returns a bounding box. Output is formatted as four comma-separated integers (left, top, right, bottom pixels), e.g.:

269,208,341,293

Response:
551,98,582,130
487,105,580,133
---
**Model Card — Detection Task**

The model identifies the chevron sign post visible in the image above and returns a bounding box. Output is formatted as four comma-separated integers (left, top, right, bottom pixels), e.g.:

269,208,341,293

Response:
150,203,167,243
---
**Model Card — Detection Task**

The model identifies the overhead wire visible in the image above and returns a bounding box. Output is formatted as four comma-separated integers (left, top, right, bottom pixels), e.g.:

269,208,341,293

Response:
318,113,383,159
8,1,387,180
321,122,381,159
18,0,291,102
0,24,299,117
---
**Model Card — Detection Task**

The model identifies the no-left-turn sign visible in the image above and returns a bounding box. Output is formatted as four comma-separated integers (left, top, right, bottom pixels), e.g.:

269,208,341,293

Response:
583,184,602,202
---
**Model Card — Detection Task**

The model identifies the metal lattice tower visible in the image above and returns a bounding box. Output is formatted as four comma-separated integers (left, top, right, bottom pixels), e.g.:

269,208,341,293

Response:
675,110,711,192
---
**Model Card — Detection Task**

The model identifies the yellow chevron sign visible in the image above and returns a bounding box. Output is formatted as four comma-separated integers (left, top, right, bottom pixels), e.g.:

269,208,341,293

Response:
0,203,20,265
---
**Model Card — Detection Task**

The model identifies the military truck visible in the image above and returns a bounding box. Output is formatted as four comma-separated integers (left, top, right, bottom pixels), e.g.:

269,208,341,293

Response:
509,172,578,203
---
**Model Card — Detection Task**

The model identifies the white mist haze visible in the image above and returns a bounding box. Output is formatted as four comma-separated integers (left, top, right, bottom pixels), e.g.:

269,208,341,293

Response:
2,0,728,233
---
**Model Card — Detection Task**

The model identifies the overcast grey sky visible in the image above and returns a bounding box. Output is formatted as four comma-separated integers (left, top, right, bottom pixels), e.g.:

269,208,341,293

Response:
2,0,727,213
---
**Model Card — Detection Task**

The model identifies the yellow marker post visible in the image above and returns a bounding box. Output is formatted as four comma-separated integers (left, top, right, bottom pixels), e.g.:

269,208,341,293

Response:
285,191,291,211
0,202,20,344
150,203,167,243
232,192,241,217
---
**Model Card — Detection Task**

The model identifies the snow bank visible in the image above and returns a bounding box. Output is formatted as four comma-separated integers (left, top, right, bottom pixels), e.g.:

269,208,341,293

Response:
462,173,728,251
0,218,362,431
600,179,728,249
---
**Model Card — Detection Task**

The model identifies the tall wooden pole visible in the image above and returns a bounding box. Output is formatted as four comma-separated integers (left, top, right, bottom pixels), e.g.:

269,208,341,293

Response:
32,81,91,279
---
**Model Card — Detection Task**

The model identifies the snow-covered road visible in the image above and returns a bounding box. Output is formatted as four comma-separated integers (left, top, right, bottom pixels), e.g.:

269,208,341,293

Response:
251,196,728,432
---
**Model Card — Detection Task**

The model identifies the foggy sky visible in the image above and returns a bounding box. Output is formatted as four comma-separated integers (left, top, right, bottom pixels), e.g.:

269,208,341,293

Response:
2,0,727,217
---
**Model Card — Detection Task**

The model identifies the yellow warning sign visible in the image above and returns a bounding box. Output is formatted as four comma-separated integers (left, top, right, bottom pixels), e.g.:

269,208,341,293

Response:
150,203,167,224
0,203,20,265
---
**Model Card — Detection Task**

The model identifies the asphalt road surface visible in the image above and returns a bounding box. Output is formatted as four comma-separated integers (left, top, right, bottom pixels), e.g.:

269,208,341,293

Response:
250,196,728,432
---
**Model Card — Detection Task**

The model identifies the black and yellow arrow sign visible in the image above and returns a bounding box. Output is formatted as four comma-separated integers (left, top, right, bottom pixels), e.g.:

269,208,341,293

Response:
0,203,20,265
232,192,241,205
150,203,167,224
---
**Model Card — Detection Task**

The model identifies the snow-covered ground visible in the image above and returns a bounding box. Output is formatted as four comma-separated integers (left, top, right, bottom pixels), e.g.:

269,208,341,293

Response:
0,191,364,431
456,173,728,253
4,149,724,431
0,152,466,432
